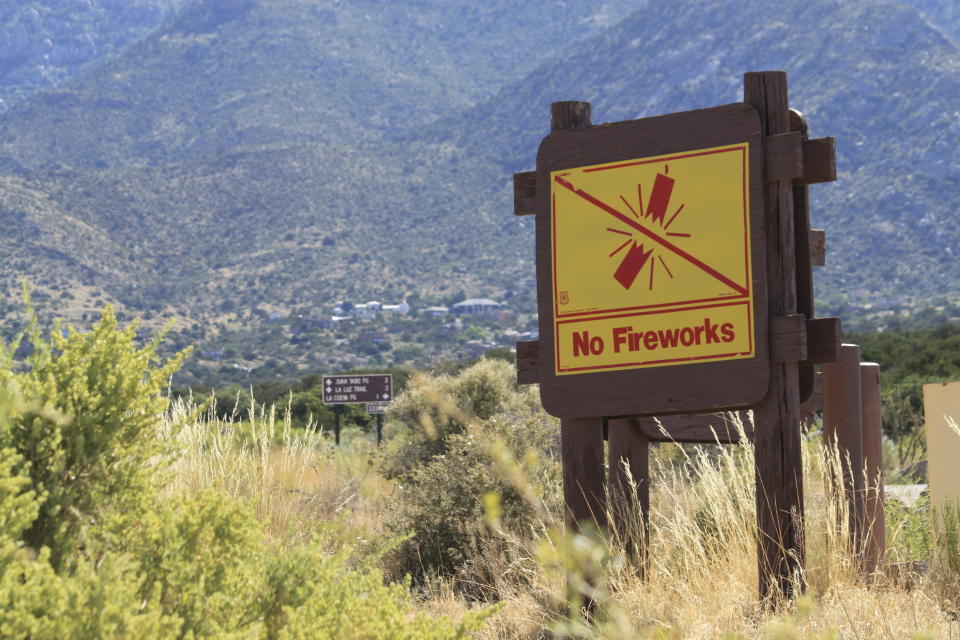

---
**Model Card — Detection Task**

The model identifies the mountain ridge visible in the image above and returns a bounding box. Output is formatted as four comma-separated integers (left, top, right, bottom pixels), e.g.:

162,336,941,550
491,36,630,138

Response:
0,0,958,338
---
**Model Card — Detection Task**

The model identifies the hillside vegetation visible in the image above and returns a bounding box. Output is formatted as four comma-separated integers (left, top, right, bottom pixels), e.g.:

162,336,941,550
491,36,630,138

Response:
0,0,959,372
0,0,960,324
0,0,187,110
1,311,957,637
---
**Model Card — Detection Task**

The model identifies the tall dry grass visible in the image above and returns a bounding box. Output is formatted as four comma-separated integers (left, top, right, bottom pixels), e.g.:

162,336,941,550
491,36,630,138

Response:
159,395,395,546
160,394,958,639
426,414,957,639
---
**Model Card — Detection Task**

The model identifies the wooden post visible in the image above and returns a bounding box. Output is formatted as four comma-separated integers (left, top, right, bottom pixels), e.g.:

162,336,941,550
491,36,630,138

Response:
334,405,342,446
560,417,605,614
607,417,650,571
744,71,806,602
550,102,604,532
821,343,866,564
789,109,817,407
551,101,592,131
859,362,885,575
560,418,607,531
376,413,383,446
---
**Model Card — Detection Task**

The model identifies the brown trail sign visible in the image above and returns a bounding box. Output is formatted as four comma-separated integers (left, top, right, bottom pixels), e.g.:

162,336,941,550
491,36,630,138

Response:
322,374,393,446
513,71,841,603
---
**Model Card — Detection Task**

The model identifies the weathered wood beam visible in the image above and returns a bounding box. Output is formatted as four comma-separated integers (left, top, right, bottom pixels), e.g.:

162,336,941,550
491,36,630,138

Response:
765,132,803,181
513,171,537,216
516,339,539,384
804,317,841,364
809,229,825,266
796,137,836,185
770,314,807,363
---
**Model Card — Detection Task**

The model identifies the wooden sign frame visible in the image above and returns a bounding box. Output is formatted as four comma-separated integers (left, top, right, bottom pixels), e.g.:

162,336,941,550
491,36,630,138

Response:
531,104,768,419
513,72,841,603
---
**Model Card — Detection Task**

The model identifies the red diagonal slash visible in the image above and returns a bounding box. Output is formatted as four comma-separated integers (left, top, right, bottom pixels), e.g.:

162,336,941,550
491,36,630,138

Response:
555,175,748,296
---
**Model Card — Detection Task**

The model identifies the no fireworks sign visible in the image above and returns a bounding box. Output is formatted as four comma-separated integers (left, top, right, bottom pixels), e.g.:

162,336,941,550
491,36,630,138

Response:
530,103,769,418
551,144,754,375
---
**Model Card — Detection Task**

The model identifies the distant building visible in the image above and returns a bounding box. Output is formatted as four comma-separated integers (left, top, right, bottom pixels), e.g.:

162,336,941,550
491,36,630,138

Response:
423,306,449,318
452,298,503,315
354,301,382,319
382,301,410,314
306,315,334,329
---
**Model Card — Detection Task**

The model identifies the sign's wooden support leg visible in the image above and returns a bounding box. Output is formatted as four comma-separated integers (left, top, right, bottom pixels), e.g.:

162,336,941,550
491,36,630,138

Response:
745,70,806,603
607,417,650,574
822,344,866,567
376,414,383,446
560,417,605,615
560,418,607,532
859,362,885,576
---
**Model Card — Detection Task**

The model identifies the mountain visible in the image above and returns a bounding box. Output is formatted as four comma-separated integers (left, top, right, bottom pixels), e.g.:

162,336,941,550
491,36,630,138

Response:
905,0,960,42
0,1,187,110
413,0,960,303
1,0,959,342
0,0,641,317
0,0,640,172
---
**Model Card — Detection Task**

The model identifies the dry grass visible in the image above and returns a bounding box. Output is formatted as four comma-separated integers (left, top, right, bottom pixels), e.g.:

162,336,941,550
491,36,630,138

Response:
160,396,395,546
162,400,959,639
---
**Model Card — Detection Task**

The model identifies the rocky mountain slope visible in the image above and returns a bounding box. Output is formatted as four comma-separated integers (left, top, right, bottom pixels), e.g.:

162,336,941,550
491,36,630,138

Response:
0,0,958,332
0,0,187,110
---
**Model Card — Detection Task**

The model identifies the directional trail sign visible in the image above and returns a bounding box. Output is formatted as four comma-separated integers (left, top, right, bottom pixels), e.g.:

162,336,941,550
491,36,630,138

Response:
552,144,753,375
322,374,392,405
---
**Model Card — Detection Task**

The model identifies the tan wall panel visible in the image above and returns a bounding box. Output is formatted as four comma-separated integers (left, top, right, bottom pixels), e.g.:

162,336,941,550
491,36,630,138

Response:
922,381,960,511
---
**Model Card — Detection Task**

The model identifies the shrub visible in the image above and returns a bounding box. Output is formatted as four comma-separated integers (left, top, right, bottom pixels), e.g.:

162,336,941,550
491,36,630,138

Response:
274,543,495,640
0,365,180,639
0,306,495,638
383,359,562,585
113,490,264,638
383,358,538,479
0,306,188,565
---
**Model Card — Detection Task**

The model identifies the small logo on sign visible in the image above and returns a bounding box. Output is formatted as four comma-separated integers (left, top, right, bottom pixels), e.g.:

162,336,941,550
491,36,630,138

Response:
559,291,570,305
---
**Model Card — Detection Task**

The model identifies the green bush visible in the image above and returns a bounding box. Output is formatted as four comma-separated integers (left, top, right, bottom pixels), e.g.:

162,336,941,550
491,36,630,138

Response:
0,360,180,639
886,494,932,563
383,358,538,479
0,306,495,638
275,544,494,640
383,359,562,586
0,307,187,565
113,490,264,637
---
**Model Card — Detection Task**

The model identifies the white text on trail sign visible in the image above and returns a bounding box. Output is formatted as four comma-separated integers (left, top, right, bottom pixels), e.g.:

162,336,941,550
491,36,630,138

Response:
322,374,393,404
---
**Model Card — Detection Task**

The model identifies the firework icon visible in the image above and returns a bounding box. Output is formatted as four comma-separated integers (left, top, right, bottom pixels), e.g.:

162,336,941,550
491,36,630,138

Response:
604,164,691,291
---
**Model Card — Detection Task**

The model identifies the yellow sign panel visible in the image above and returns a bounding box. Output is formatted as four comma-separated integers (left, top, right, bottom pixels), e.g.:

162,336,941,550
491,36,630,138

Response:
552,144,753,375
